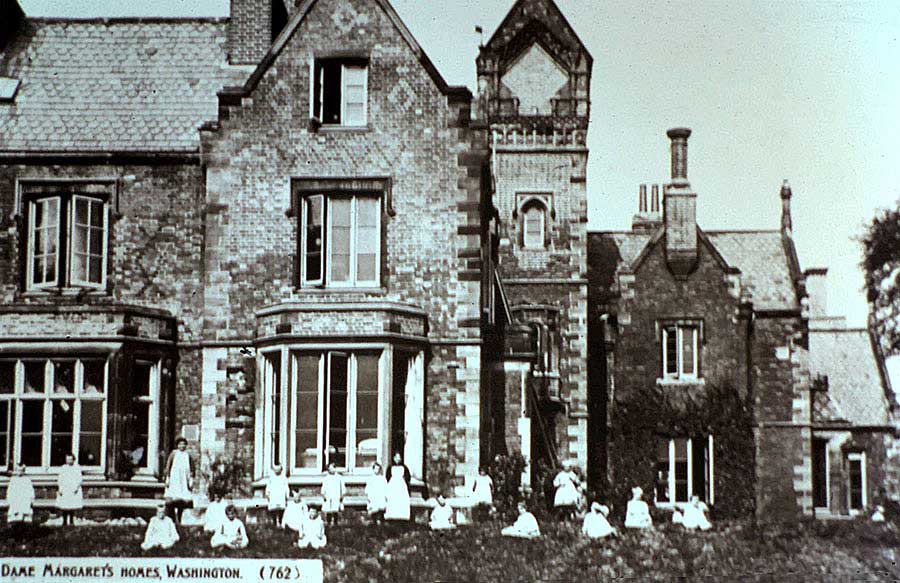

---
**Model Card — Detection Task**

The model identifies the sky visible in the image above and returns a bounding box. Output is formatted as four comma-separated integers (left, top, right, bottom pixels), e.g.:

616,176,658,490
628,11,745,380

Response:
17,0,900,330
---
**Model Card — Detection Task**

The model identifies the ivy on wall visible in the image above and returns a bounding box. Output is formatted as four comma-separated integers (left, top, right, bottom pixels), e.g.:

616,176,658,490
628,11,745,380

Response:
606,380,756,518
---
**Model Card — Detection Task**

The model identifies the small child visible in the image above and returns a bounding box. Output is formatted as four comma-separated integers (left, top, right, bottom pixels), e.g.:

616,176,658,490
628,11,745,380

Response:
872,505,886,523
624,486,653,530
211,504,249,550
204,497,227,533
320,463,344,526
365,463,388,525
429,495,456,531
142,504,180,550
680,495,712,531
6,463,35,526
470,466,494,522
502,502,541,539
56,453,84,526
283,491,309,533
582,501,616,539
265,465,290,526
552,460,581,521
297,507,327,549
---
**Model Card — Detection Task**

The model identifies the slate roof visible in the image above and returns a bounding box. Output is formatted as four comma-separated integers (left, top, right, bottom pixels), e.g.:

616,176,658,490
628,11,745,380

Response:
0,18,240,153
587,229,799,311
809,328,894,427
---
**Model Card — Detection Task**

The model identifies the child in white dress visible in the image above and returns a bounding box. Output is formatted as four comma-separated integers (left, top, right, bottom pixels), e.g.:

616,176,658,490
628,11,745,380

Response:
204,497,227,533
624,486,653,530
680,495,712,531
164,437,194,524
211,504,248,550
320,463,344,525
7,464,35,525
297,507,327,549
582,501,616,539
552,460,581,521
265,465,290,526
470,466,494,521
365,463,388,525
142,505,180,550
872,505,886,523
429,495,456,530
56,453,84,526
283,491,309,533
502,502,541,539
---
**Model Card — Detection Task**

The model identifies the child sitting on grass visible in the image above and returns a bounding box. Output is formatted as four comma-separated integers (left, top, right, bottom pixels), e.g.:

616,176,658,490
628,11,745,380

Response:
142,504,180,551
320,463,344,525
211,504,248,550
6,463,35,528
501,502,541,539
624,486,653,530
582,501,616,539
265,464,290,526
429,494,456,531
297,507,327,549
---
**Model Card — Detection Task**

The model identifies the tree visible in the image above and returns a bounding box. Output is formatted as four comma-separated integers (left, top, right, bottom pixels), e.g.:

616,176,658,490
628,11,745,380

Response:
862,202,900,354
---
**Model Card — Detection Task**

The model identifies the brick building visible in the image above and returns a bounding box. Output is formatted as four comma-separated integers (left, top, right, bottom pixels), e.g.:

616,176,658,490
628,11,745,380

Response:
0,0,894,518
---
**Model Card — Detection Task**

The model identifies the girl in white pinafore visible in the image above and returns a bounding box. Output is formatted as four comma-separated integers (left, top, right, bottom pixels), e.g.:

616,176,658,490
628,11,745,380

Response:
56,453,84,526
282,491,309,533
164,437,193,523
552,460,581,520
385,453,411,521
365,462,389,524
7,464,35,525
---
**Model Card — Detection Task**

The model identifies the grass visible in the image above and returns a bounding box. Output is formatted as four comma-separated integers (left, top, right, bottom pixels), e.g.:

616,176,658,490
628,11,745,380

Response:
2,517,899,582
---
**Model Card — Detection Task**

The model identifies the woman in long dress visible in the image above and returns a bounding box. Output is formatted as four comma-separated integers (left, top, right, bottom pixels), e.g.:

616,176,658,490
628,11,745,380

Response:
365,462,389,524
7,463,35,526
552,460,581,520
164,437,194,523
56,453,83,526
385,452,411,521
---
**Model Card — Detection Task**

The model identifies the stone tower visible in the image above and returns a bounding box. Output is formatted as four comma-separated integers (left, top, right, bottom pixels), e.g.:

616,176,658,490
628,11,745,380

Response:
478,0,592,479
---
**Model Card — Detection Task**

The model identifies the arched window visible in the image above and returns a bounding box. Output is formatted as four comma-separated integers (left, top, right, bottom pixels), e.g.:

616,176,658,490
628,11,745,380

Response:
522,203,545,248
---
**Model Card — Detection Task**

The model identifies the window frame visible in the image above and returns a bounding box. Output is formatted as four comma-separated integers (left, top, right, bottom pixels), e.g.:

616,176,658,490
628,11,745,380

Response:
522,204,545,249
311,58,369,128
21,182,111,292
655,435,714,507
662,324,699,381
1,357,109,474
130,360,161,476
847,451,866,514
299,193,381,289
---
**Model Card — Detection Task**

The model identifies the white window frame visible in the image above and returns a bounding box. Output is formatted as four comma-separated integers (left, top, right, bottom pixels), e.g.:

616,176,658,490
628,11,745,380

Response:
847,452,867,514
522,204,545,249
312,60,368,127
662,324,699,380
68,195,109,288
656,435,714,507
132,360,160,476
25,192,108,291
3,358,108,474
300,194,381,289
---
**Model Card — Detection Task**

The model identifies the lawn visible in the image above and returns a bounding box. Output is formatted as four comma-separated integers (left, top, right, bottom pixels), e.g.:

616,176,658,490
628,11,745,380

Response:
1,517,898,582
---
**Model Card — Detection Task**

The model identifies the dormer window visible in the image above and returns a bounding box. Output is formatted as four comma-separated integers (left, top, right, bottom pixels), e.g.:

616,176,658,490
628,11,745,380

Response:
312,59,367,127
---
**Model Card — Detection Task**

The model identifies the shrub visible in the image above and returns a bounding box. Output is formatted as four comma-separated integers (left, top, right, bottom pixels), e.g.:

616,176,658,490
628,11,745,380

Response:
205,457,251,500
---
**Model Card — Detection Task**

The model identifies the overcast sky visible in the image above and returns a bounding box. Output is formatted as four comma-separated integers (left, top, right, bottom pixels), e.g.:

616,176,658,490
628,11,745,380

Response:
18,0,900,330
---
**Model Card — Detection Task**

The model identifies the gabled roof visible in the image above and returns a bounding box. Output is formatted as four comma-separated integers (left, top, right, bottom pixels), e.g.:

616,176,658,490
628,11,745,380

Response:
0,18,240,153
809,327,895,427
483,0,592,70
234,0,469,99
588,229,799,311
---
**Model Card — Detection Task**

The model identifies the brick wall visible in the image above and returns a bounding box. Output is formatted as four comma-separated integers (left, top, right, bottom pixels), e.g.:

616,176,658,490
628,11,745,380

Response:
228,0,272,65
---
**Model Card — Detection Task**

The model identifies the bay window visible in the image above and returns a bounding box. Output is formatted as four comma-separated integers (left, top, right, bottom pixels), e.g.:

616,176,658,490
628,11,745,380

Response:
0,358,108,470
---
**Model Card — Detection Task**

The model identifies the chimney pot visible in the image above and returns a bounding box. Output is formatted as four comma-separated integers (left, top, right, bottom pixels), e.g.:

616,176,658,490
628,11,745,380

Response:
639,184,647,212
667,127,692,183
651,184,660,213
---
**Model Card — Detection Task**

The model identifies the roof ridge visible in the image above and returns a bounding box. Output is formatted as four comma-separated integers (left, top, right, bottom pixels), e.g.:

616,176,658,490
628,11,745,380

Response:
26,16,228,24
705,229,780,235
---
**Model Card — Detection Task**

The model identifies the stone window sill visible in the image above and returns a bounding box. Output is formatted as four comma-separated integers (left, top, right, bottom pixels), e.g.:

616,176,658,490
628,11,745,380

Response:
656,377,706,387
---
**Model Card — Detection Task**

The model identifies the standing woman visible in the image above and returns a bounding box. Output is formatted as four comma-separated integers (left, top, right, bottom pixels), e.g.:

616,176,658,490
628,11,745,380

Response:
384,452,411,521
164,437,194,524
56,453,83,526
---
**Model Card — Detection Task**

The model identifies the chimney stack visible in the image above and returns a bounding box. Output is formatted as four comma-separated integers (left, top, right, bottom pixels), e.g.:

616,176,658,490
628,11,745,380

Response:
228,0,283,65
663,128,698,278
632,183,663,233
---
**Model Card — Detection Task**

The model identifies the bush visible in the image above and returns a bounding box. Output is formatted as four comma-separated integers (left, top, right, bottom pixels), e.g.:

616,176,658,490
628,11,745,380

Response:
205,457,251,500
